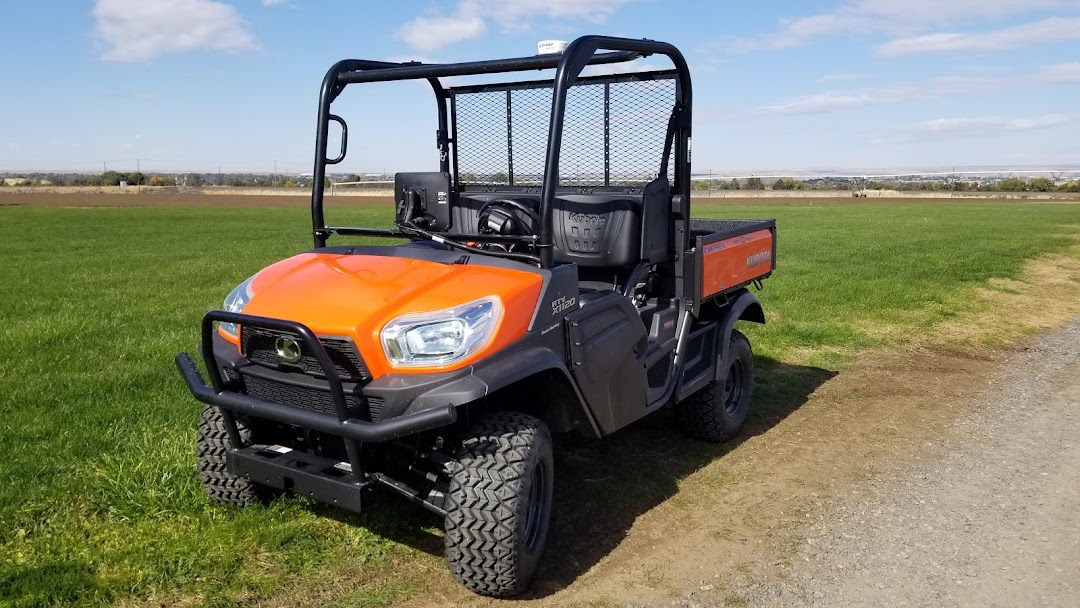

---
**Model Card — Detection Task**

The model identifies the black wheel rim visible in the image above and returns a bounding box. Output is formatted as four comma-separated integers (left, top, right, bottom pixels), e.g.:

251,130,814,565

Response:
524,460,547,552
723,357,746,416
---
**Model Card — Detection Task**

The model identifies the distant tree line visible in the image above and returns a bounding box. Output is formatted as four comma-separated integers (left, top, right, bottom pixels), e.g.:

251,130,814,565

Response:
686,176,1080,193
862,177,1080,193
0,172,328,188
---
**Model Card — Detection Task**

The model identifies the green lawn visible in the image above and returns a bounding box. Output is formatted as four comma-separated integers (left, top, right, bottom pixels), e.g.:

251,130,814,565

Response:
1,201,1078,607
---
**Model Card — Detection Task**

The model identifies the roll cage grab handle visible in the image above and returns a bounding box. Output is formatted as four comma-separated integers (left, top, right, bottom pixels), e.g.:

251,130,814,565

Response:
309,36,694,268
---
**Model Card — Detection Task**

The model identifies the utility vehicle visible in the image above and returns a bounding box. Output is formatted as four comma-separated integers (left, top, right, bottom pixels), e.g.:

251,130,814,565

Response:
176,35,776,596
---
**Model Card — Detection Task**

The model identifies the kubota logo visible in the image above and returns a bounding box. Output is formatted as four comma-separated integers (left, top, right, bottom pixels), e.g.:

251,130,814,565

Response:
567,212,606,226
746,250,771,269
274,336,303,363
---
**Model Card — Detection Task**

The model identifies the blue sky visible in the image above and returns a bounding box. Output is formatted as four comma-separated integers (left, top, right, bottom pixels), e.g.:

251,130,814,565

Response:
1,0,1078,175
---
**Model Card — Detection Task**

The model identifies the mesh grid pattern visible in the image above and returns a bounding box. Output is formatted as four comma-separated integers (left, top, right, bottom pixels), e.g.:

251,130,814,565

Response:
453,76,676,187
240,373,371,420
241,326,369,381
647,353,673,388
453,91,509,183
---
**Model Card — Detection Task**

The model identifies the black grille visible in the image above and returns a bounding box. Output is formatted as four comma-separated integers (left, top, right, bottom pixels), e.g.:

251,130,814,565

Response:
241,374,370,420
453,73,676,188
241,326,369,381
647,353,672,388
683,329,716,382
367,396,385,422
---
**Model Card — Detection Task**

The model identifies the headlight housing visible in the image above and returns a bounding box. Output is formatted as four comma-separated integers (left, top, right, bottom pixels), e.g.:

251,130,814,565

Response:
381,296,502,368
218,275,257,339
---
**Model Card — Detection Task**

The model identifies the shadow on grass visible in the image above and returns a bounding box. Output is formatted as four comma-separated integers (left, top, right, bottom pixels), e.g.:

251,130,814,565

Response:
309,356,836,597
0,560,106,608
528,355,835,597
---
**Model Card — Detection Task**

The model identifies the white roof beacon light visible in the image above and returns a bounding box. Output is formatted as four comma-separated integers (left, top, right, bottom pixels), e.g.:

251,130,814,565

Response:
536,40,569,55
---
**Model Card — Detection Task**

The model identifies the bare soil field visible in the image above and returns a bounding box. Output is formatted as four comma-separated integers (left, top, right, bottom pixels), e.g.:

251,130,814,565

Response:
7,185,1079,202
0,192,388,208
4,191,1080,209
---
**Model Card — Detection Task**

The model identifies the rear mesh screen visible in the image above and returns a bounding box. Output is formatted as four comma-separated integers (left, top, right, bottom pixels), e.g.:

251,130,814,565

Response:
452,73,676,188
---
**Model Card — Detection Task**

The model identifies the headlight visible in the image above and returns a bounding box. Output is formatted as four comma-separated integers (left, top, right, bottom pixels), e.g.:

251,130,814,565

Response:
218,275,257,339
381,296,502,367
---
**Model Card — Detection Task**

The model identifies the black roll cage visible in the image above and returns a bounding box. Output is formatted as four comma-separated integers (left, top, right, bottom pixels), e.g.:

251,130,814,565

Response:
309,35,693,270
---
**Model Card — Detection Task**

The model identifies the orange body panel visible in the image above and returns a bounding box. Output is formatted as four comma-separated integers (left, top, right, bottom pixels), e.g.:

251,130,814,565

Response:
701,229,774,298
235,253,543,378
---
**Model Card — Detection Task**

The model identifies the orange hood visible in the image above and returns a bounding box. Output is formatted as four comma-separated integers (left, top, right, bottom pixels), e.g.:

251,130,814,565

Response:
239,253,543,378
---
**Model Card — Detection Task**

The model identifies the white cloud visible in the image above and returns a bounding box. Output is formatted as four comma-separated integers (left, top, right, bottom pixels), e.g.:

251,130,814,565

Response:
878,17,1080,55
755,75,1005,115
756,94,879,115
395,15,486,53
92,0,258,62
261,0,285,5
1037,62,1080,82
729,0,1079,52
395,0,636,52
913,114,1072,137
462,0,636,28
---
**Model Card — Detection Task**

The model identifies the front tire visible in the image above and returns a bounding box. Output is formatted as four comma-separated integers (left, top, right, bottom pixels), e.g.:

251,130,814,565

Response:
444,411,554,597
195,405,273,507
676,329,754,442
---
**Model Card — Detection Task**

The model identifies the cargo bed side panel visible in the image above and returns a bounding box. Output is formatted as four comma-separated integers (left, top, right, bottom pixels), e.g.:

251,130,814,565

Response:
700,228,774,298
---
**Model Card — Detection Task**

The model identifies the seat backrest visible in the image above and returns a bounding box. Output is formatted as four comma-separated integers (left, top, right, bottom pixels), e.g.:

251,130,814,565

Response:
452,186,671,269
639,176,672,264
551,194,642,268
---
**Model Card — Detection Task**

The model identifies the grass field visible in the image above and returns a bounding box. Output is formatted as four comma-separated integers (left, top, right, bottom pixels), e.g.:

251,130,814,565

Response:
2,200,1079,607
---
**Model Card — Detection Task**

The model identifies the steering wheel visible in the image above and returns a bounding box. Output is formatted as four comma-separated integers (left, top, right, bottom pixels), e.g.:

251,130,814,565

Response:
476,198,541,235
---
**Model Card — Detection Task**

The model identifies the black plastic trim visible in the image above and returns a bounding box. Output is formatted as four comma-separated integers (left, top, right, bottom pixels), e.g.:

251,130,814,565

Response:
360,338,599,437
716,289,765,383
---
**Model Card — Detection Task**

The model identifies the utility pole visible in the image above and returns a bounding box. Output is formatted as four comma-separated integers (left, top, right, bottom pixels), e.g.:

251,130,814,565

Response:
273,160,278,188
136,158,141,192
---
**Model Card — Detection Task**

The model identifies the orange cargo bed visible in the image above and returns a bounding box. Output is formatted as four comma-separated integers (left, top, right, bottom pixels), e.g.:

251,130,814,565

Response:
686,218,776,315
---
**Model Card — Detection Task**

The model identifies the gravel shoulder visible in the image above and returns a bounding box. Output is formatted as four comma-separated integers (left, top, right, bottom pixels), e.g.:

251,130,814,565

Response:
743,320,1080,607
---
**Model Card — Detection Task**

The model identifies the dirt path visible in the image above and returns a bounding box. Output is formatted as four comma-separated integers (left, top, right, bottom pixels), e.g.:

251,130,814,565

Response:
404,340,1066,608
738,320,1080,608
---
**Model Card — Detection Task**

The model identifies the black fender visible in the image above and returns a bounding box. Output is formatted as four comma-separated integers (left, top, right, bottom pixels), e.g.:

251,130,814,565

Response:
714,289,765,383
370,343,600,437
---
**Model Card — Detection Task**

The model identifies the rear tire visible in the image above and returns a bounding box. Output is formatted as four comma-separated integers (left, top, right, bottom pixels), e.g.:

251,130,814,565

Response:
444,411,554,597
196,406,273,507
676,329,754,442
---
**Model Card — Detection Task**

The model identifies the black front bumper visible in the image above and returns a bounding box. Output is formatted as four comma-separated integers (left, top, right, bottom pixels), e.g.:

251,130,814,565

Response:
177,351,457,443
176,311,457,444
176,311,463,514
